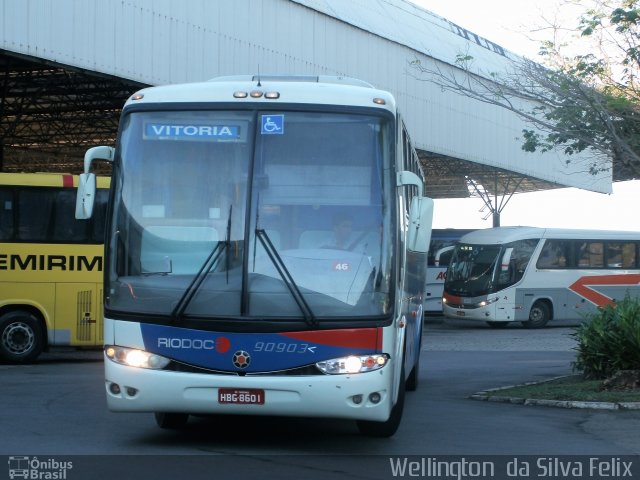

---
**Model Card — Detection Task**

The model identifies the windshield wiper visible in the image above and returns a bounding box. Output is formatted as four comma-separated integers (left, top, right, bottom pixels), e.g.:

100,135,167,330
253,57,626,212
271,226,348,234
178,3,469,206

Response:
255,228,318,328
170,206,232,323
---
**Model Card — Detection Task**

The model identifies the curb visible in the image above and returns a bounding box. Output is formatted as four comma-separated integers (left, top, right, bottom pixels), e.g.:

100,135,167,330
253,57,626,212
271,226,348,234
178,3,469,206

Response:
470,375,640,411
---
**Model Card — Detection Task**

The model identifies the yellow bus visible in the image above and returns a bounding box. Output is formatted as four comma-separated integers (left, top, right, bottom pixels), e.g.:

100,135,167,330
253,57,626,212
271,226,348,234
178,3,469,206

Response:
0,172,109,362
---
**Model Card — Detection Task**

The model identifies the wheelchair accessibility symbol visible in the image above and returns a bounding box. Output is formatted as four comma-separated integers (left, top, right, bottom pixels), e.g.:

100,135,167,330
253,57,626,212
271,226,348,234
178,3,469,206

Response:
261,115,284,135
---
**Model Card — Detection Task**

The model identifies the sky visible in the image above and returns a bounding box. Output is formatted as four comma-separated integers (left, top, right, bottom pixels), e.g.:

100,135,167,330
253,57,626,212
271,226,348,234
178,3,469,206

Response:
407,0,640,232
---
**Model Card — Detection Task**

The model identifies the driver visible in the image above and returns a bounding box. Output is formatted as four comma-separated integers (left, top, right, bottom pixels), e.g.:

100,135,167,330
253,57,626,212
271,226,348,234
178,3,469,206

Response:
323,213,356,249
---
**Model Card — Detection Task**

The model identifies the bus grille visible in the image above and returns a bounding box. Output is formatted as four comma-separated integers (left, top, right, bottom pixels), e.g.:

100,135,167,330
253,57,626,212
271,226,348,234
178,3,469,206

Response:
167,361,321,376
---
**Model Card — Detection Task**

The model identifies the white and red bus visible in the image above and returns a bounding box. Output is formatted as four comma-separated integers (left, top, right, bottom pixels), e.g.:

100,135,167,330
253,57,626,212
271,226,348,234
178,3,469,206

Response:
443,227,640,328
424,229,475,313
76,75,434,437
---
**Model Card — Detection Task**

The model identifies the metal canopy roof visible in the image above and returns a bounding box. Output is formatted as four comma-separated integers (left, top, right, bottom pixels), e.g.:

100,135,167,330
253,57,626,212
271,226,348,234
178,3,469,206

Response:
0,51,143,174
419,151,562,199
0,47,608,202
0,49,564,197
0,0,631,198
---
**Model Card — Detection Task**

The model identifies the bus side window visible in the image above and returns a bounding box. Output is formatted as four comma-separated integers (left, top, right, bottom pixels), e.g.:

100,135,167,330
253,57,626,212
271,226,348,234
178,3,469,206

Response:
624,242,638,268
607,241,637,268
578,241,603,268
17,189,54,241
52,190,88,242
499,239,537,287
537,239,569,268
0,188,13,240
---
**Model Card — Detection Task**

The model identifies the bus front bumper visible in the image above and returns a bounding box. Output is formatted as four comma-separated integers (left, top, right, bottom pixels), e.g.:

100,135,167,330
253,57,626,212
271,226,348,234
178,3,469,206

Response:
104,353,394,422
442,302,514,322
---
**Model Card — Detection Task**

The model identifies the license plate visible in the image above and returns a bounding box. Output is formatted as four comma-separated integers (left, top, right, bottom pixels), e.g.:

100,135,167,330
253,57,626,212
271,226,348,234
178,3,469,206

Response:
218,388,265,405
456,310,465,317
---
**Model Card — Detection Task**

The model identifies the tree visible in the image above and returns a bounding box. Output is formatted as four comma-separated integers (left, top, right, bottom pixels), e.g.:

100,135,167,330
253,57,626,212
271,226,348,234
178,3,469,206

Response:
410,0,640,178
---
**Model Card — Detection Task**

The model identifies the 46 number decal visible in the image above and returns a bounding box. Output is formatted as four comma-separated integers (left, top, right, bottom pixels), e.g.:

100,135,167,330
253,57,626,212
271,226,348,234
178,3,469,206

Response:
332,261,351,271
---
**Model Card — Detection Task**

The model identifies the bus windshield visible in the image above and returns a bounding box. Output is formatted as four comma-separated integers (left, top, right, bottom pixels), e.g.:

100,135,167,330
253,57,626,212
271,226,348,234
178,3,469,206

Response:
445,239,539,297
107,109,394,323
445,244,502,296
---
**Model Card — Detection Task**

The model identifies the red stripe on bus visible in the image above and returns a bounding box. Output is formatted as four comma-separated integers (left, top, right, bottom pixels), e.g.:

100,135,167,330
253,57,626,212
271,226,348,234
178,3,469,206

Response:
568,274,640,307
281,328,382,350
62,175,74,188
443,291,461,303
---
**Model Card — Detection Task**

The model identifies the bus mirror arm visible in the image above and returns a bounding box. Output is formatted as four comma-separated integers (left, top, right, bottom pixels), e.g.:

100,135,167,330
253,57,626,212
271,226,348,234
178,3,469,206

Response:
75,146,114,220
407,195,434,253
83,145,115,173
397,170,423,197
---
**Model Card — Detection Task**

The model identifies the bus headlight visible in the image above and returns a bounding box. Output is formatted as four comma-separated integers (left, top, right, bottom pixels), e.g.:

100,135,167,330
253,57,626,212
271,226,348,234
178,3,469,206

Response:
105,345,170,370
478,297,499,307
315,354,389,374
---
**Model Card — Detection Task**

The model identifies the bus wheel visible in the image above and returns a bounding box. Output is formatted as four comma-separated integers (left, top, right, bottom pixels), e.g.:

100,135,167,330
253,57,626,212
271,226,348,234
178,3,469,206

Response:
154,412,189,429
523,301,551,328
0,311,44,363
356,366,406,437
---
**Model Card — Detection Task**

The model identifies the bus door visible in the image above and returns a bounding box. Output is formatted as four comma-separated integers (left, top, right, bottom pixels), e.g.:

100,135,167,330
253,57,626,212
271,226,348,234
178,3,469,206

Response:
53,283,101,345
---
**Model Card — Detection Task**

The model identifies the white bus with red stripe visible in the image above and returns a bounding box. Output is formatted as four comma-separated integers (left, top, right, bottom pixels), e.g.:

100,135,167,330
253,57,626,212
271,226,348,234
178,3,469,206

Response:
442,227,640,328
75,75,434,437
424,229,475,313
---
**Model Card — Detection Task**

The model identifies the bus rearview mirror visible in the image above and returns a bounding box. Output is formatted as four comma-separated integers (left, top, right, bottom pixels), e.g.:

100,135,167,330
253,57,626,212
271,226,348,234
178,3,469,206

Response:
75,173,96,219
407,196,434,253
501,247,514,271
76,145,115,219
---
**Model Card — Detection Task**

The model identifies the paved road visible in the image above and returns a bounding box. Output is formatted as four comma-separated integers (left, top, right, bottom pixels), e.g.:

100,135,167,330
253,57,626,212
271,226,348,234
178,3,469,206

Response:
424,315,579,351
2,318,639,480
